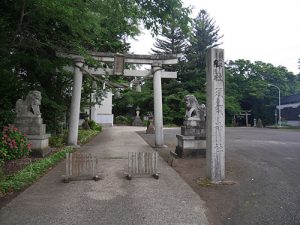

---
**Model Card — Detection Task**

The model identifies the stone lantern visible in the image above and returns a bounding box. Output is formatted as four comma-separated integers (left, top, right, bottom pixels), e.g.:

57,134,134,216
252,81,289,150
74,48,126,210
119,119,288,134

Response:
132,106,143,126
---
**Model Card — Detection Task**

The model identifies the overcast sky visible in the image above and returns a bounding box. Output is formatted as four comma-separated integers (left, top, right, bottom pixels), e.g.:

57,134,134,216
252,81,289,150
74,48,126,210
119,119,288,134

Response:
129,0,300,74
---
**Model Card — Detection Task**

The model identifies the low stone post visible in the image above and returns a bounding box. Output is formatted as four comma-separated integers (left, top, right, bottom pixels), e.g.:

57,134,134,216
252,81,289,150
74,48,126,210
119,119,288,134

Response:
206,48,225,182
68,57,84,146
152,63,164,147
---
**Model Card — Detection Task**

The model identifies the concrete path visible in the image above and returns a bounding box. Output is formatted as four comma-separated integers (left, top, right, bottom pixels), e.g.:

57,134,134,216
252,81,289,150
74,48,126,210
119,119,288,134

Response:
0,126,209,225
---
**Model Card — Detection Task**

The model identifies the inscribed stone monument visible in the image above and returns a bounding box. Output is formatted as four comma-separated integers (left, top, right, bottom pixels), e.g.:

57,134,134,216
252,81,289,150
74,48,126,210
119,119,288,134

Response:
206,48,225,182
15,91,51,157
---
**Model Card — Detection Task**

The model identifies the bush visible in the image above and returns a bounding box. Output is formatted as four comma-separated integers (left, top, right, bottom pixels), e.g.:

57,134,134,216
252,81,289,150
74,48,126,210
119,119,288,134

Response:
87,120,102,131
49,135,65,148
115,116,133,125
77,129,99,145
0,125,31,163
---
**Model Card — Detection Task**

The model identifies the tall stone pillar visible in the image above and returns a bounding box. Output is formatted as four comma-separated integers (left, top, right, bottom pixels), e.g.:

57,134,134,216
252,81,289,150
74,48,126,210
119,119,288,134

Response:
206,48,225,182
68,57,84,146
152,63,164,147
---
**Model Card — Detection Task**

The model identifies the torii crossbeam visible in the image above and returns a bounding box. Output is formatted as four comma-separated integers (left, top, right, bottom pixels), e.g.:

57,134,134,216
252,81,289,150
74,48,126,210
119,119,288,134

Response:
63,52,179,147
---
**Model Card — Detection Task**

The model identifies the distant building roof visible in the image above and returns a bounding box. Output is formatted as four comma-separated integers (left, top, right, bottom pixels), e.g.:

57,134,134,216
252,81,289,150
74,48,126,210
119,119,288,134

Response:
281,94,300,105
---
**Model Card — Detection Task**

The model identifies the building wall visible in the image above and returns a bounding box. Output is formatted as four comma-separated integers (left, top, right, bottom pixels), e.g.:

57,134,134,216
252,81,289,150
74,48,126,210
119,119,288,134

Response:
95,92,112,115
93,91,114,127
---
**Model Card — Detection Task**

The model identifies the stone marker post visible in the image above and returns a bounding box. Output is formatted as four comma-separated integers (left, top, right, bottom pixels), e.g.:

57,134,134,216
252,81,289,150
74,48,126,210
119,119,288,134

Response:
68,58,84,146
206,48,225,182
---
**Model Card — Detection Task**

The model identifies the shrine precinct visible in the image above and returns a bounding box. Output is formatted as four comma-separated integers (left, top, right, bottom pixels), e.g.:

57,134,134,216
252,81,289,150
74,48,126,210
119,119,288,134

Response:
63,52,180,148
63,48,226,183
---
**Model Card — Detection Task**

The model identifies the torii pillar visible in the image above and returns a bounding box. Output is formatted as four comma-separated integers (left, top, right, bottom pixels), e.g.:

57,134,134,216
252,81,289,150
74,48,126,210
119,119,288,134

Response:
64,52,179,147
68,57,84,146
152,63,164,147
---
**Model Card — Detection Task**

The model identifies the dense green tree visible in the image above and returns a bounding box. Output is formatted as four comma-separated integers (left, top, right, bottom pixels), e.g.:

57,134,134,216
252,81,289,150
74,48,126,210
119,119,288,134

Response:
225,59,300,125
151,26,188,55
0,0,190,130
127,9,222,125
181,10,223,94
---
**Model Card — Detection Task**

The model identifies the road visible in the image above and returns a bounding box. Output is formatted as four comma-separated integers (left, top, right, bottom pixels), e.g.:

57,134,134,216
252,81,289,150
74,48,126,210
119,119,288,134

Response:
160,127,300,225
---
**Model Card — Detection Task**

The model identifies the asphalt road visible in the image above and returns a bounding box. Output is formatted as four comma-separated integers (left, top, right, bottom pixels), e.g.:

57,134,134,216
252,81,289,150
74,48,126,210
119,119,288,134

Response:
161,127,300,225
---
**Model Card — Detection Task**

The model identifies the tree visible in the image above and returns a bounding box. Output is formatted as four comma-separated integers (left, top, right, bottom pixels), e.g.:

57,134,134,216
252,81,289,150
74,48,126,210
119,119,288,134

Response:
0,0,191,130
187,10,223,69
225,59,300,125
180,10,223,94
151,26,188,55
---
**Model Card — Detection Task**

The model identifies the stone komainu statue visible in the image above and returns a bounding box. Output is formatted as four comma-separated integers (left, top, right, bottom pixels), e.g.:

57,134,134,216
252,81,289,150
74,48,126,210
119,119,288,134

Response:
16,90,42,117
184,95,206,121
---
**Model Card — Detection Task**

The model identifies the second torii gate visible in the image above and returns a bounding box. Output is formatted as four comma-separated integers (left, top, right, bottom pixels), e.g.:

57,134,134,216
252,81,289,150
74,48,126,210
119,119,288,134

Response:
66,52,179,147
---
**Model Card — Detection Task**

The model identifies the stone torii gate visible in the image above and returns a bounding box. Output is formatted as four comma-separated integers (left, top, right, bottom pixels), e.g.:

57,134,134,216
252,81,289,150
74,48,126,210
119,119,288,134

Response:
66,52,179,147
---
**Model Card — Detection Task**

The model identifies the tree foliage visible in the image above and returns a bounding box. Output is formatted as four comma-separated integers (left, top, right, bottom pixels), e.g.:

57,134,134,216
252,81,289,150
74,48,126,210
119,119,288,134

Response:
225,60,300,125
113,9,223,125
115,8,300,127
0,0,190,131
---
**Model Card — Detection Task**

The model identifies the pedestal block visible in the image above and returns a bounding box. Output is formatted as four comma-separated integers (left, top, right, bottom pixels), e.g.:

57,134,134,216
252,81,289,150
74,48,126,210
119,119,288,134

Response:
175,135,206,157
15,117,46,135
181,126,206,138
175,118,206,158
28,134,52,157
15,116,51,157
132,116,144,126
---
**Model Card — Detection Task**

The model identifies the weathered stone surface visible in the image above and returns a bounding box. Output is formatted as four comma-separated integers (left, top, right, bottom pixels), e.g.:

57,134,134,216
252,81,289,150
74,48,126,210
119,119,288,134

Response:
15,90,42,117
175,95,207,158
181,125,206,137
132,116,144,126
184,95,206,121
206,48,225,182
175,135,206,157
14,123,46,135
14,91,51,157
146,122,155,134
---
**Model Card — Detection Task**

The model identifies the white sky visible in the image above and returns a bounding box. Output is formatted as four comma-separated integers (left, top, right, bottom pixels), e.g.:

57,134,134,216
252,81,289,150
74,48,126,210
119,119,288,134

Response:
129,0,300,74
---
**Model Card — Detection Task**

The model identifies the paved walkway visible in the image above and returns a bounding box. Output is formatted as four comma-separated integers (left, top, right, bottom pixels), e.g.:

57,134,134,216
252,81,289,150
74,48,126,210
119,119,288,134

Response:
0,126,209,225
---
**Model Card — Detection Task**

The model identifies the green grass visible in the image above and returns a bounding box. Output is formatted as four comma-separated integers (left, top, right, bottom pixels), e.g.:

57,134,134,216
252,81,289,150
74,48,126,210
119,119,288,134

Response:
0,147,75,196
77,129,99,145
0,129,101,197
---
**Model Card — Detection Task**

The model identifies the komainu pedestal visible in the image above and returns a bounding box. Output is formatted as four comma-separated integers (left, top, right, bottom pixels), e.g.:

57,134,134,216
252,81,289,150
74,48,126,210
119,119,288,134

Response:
15,91,51,157
175,95,206,158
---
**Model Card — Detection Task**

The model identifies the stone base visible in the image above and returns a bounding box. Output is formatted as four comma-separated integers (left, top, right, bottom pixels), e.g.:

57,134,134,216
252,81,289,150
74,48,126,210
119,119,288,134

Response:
183,118,203,126
181,126,206,138
30,148,52,157
175,135,206,158
28,134,51,157
146,124,155,134
132,116,144,126
15,116,46,135
175,146,206,158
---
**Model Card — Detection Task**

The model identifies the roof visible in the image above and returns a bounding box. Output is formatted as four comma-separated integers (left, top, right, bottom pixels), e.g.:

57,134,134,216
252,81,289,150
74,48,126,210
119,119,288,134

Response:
281,94,300,105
